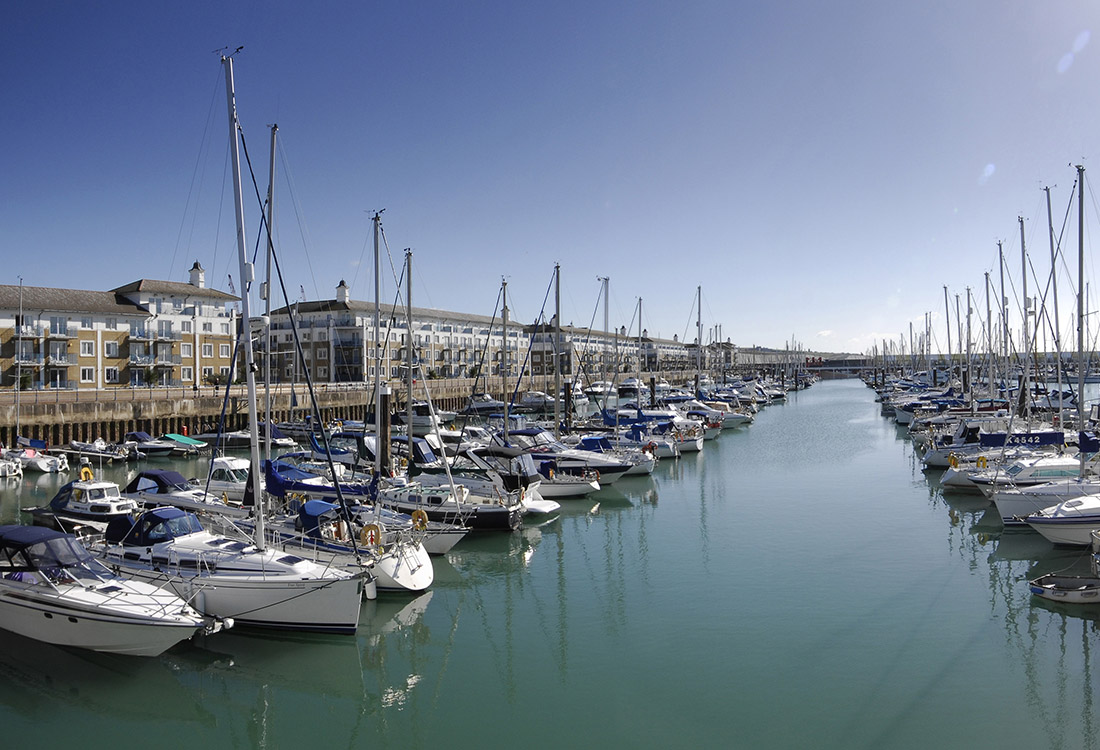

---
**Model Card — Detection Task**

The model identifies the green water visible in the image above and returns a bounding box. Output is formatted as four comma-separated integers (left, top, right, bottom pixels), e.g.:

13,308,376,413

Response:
1,379,1097,749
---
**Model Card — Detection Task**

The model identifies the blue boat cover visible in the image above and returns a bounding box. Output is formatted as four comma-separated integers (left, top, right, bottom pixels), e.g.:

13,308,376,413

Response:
299,499,340,539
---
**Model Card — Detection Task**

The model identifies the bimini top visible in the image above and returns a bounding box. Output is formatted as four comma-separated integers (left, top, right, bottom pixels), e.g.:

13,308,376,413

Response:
104,507,203,546
124,469,191,494
299,499,342,539
0,524,94,571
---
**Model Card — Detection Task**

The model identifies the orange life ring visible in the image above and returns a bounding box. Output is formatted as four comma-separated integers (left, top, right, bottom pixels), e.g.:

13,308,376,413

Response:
411,509,429,531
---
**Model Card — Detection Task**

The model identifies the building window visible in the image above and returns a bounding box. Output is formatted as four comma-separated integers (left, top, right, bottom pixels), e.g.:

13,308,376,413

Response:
181,366,193,382
104,367,119,384
221,323,230,334
220,366,230,377
202,366,213,380
317,366,328,379
317,348,327,360
202,322,212,333
181,320,192,333
105,318,117,330
202,344,213,358
219,344,230,358
81,317,93,329
181,343,193,358
104,341,119,358
80,340,94,357
80,367,95,383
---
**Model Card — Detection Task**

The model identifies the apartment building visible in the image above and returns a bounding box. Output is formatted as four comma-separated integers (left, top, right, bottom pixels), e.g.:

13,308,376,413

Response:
0,262,238,390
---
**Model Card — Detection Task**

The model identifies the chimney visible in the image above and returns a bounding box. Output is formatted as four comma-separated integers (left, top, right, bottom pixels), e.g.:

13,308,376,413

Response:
189,261,206,288
336,279,350,304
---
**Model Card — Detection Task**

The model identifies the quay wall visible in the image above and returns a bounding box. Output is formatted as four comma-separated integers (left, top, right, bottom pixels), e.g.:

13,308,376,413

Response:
0,368,787,447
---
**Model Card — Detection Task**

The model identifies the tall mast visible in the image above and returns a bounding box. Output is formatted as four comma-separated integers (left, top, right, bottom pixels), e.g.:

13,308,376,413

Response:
406,249,414,441
372,211,382,479
1078,165,1086,441
943,286,952,378
1019,216,1029,417
697,286,703,374
222,54,264,549
15,278,22,437
985,272,993,399
263,123,277,462
502,279,510,445
1045,185,1064,421
553,263,561,439
999,241,1008,363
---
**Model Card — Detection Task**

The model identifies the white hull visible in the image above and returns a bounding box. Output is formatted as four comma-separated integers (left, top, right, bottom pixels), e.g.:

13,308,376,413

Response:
0,582,205,656
116,566,365,633
992,483,1098,525
1026,517,1100,546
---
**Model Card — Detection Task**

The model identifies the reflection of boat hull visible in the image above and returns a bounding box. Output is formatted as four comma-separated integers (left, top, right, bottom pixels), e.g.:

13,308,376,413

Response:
1029,574,1100,603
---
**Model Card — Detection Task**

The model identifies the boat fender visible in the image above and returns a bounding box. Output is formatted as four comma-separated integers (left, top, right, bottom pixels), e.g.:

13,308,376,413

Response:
646,442,656,454
411,509,428,531
221,492,230,505
360,523,382,547
948,454,959,469
79,465,94,481
976,456,988,469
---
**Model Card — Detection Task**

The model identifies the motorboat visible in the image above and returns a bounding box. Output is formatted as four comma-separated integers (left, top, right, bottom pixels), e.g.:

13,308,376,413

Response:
0,524,227,655
968,454,1087,498
159,433,208,456
0,452,22,478
194,455,257,503
1024,495,1100,546
5,442,68,473
93,507,369,633
497,427,633,484
192,422,297,450
463,392,506,415
23,469,140,533
515,390,562,412
65,438,134,463
122,431,177,458
991,477,1100,526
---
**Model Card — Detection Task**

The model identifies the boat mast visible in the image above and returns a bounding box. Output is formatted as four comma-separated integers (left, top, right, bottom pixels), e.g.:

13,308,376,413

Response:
636,297,643,411
985,273,994,399
222,54,265,549
372,210,382,479
15,277,22,439
502,278,510,445
1078,165,1086,473
406,249,414,441
1045,185,1065,422
943,286,952,382
553,263,561,439
696,285,703,390
263,123,277,463
1019,217,1030,417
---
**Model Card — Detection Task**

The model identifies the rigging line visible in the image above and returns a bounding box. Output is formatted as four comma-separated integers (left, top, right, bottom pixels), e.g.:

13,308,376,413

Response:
276,142,322,300
266,215,361,557
574,280,606,388
453,285,503,436
508,270,557,409
171,68,223,284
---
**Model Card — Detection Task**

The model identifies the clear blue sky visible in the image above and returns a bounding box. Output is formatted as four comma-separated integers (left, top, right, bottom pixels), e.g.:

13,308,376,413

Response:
3,1,1098,354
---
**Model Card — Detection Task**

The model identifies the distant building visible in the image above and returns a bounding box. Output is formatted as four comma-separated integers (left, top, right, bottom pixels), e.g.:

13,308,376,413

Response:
0,261,237,390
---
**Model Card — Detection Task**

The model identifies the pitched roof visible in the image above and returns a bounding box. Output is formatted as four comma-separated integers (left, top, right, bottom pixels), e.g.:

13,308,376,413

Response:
0,285,149,315
111,279,238,301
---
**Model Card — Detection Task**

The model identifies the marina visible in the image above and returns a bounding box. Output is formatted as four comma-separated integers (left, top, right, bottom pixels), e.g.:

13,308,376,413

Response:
0,379,1096,747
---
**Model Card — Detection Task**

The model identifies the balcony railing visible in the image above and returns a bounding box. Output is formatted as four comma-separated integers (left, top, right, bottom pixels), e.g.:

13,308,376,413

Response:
154,354,182,366
129,354,155,366
156,331,183,341
129,329,155,341
46,354,72,366
46,327,74,339
14,353,44,366
14,325,43,339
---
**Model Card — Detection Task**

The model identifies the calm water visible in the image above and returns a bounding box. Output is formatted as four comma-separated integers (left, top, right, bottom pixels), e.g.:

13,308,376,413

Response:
1,379,1097,749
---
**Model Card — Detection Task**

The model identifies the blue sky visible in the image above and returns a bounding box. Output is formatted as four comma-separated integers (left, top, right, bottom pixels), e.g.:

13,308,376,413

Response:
3,1,1098,354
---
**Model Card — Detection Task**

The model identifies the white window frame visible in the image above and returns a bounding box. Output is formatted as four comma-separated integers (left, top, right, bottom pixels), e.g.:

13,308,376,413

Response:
79,367,95,383
80,340,94,357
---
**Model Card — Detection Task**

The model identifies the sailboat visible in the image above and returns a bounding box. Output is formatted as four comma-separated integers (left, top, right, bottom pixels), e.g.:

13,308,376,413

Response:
89,55,370,632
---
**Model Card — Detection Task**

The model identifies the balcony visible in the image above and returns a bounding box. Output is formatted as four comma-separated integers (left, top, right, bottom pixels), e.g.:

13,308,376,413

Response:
129,354,155,366
155,330,183,342
334,334,362,348
14,324,43,339
46,327,74,340
154,353,182,367
46,354,73,367
129,329,155,342
14,353,43,367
